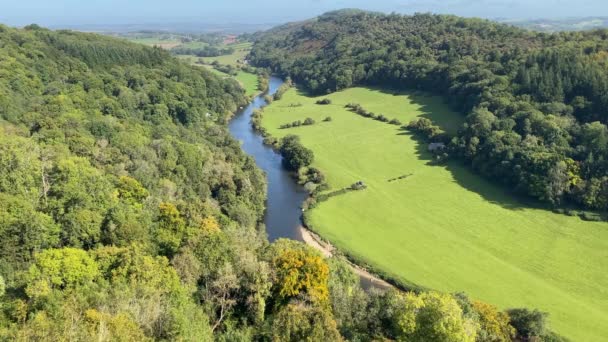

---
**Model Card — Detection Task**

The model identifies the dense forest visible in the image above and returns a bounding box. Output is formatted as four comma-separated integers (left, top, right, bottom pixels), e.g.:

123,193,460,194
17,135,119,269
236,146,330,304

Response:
0,24,567,341
249,9,608,216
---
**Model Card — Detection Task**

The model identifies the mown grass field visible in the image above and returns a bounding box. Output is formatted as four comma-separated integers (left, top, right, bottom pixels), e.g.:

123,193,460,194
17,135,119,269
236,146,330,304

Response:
261,87,608,341
234,71,259,97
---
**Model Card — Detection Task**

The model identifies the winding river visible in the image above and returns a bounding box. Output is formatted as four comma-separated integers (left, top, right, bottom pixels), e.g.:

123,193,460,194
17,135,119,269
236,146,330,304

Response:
229,76,390,290
229,77,308,241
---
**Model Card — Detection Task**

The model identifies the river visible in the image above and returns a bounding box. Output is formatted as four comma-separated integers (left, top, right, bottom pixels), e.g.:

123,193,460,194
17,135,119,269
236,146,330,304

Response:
228,76,390,290
228,76,307,241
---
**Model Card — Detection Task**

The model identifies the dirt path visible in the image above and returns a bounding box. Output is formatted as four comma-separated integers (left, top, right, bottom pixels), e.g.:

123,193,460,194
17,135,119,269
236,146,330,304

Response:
299,226,393,290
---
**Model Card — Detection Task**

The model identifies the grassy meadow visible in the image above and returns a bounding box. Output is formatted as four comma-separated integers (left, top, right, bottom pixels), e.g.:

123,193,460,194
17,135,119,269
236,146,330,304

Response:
261,87,608,341
234,71,259,97
200,42,252,65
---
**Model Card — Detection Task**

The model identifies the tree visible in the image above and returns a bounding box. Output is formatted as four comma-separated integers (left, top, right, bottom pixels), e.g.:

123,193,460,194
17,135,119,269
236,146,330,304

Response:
25,248,100,299
270,239,330,305
84,309,151,342
279,135,314,171
117,176,149,204
327,258,369,340
271,302,342,342
391,291,478,342
507,308,548,340
472,300,515,342
155,202,186,257
207,263,239,332
0,193,60,267
47,157,115,248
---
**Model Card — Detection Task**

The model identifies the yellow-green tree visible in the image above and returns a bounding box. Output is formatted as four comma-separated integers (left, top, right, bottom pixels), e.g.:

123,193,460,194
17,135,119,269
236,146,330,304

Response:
392,291,478,342
472,300,515,342
270,239,330,305
25,248,99,299
155,202,186,257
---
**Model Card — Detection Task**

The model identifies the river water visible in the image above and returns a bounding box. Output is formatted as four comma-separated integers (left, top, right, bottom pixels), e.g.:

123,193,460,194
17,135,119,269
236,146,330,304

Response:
228,76,389,290
228,76,308,241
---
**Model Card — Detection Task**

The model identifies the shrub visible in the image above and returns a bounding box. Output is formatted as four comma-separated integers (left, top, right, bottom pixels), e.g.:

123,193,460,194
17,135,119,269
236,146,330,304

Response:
507,308,547,339
316,98,332,105
376,114,389,122
303,118,315,125
323,116,332,122
407,118,446,141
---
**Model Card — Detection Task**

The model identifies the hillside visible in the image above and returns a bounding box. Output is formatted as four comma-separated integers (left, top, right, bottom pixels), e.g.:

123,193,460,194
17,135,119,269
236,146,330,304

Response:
250,10,608,216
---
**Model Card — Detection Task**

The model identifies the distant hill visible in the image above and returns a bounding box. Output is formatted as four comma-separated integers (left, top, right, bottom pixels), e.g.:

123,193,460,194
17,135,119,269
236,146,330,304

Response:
503,17,608,32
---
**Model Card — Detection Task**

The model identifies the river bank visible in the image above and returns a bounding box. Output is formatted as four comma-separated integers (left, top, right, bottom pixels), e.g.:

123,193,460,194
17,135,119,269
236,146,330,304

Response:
298,225,393,290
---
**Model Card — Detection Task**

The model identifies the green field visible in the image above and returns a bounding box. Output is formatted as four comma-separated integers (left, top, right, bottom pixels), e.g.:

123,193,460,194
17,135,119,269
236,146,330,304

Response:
200,42,252,66
127,37,182,48
176,41,252,68
127,35,250,66
261,87,608,341
234,71,259,97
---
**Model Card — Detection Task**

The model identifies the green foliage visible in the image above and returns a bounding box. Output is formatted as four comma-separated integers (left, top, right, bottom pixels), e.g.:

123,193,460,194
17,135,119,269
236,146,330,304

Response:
270,302,342,342
0,193,60,273
472,300,515,342
279,135,314,171
389,291,478,342
25,248,99,299
270,239,330,305
0,23,570,342
155,202,186,257
507,308,548,339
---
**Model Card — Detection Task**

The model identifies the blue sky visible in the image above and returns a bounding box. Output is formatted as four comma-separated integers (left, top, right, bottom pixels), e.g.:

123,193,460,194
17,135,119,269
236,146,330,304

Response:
1,0,607,26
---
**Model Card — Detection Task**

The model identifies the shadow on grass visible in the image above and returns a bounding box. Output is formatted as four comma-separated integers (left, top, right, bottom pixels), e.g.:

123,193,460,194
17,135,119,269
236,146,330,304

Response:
287,83,555,213
288,85,462,134
367,86,463,134
398,127,551,212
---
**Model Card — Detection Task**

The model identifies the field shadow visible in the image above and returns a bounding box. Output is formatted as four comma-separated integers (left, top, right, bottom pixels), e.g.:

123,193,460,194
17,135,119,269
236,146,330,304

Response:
399,127,550,212
369,86,463,134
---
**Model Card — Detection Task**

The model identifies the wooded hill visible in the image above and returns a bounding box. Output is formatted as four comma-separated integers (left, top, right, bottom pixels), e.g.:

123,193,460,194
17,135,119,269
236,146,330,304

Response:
249,9,608,216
